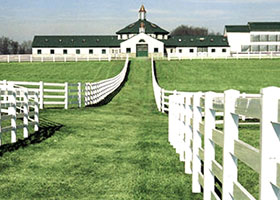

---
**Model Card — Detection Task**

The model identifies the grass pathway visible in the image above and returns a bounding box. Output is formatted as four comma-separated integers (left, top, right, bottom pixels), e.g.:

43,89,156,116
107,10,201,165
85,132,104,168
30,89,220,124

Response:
0,60,201,199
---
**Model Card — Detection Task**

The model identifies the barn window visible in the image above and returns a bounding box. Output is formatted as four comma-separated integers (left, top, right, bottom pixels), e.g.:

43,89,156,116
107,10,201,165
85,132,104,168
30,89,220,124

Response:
211,49,216,53
154,48,159,53
189,49,194,53
76,49,80,54
222,48,227,53
178,49,182,53
251,35,260,42
260,45,268,52
251,45,260,52
260,35,268,42
37,49,42,54
269,45,277,52
139,39,145,43
63,49,68,54
102,49,106,54
241,45,250,52
126,48,131,53
89,49,93,54
50,49,55,54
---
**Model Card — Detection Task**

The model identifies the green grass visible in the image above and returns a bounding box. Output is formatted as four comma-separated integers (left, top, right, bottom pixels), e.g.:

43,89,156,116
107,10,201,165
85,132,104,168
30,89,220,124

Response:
0,60,199,199
156,59,280,93
156,59,280,199
0,61,124,83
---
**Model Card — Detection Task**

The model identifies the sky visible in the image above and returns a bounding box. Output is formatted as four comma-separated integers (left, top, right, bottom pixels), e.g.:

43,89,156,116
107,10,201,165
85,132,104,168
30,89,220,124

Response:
0,0,279,42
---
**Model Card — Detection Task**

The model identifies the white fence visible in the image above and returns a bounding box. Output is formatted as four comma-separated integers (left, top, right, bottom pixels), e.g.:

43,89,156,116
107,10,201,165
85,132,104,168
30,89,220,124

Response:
151,57,280,199
0,80,82,109
0,54,128,63
85,56,129,106
0,85,39,145
168,89,280,200
163,52,280,61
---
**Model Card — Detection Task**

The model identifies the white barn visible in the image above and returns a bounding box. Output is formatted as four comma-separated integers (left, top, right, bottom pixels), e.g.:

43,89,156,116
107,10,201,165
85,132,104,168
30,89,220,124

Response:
225,22,280,53
32,5,231,58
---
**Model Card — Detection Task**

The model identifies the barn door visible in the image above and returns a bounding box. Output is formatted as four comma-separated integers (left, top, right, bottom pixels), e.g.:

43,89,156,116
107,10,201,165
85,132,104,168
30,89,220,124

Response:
136,44,148,57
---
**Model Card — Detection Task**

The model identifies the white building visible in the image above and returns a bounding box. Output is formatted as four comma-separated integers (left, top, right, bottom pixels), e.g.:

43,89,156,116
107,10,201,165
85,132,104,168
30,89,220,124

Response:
32,5,230,58
225,22,280,53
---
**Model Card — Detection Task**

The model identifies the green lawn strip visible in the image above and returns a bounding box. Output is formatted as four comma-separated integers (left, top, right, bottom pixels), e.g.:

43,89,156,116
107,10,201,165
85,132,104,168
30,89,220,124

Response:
156,59,280,93
0,61,124,83
0,60,198,199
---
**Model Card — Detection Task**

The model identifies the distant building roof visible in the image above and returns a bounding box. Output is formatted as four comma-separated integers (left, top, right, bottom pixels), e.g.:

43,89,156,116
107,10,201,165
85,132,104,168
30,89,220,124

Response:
225,22,280,33
164,35,229,47
225,25,250,33
248,22,280,31
116,19,169,35
32,35,121,48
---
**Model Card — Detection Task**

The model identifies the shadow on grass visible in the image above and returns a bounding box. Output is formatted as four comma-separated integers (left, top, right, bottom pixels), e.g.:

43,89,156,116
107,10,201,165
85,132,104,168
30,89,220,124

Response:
0,118,63,157
87,60,131,107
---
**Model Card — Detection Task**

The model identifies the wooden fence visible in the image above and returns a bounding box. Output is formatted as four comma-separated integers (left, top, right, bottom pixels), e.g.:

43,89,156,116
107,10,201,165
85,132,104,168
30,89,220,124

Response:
151,57,280,199
0,85,39,145
0,54,128,63
0,80,82,109
85,56,129,106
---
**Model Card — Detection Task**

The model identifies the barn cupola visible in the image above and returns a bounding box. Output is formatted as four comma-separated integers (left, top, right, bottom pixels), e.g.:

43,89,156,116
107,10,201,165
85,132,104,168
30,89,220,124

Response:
139,5,146,20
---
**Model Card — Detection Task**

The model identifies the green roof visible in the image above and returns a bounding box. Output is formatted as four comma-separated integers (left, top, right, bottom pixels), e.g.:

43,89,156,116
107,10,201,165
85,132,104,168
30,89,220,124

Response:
225,22,280,33
32,35,121,48
116,19,169,35
225,25,250,33
164,35,229,47
248,22,280,31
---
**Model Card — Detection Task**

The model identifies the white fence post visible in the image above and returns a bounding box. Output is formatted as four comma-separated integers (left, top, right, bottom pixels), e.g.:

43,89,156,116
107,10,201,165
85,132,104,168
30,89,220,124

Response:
7,55,10,63
161,89,165,113
30,55,33,63
168,95,175,146
65,82,69,109
23,89,29,138
41,56,43,63
203,92,216,200
18,55,21,63
259,87,280,200
39,81,44,109
184,94,193,174
192,92,203,193
34,91,39,131
222,89,240,199
78,82,82,108
75,55,78,62
8,86,17,143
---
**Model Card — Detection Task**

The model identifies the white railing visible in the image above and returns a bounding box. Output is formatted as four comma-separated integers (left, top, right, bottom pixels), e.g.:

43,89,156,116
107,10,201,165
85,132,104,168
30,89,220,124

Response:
85,55,129,106
151,57,280,199
0,84,39,145
168,88,280,200
0,80,82,109
0,54,128,63
160,52,280,61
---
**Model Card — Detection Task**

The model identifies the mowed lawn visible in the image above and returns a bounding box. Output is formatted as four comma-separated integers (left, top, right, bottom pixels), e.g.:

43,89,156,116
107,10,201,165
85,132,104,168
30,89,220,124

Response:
156,59,280,199
156,59,280,93
0,60,200,199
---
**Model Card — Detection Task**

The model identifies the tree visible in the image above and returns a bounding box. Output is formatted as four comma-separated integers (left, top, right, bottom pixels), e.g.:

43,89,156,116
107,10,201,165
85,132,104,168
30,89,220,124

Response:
170,25,220,36
11,41,19,54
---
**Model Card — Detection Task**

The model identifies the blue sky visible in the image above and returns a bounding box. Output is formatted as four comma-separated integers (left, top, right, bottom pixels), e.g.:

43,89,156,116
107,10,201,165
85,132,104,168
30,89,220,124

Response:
0,0,279,42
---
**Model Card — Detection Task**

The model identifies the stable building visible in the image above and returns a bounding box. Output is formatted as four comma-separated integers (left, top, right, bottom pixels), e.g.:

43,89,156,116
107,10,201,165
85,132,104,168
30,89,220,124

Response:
32,5,230,58
225,22,280,53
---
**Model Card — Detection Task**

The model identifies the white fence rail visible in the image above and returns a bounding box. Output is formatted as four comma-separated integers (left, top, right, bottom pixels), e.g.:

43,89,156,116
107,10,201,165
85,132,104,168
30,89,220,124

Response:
151,57,280,199
85,56,129,106
0,54,128,63
0,85,39,145
0,80,82,109
168,88,280,200
161,52,280,61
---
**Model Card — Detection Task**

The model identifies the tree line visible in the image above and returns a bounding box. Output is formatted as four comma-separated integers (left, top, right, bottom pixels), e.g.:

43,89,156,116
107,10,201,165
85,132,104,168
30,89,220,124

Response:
170,25,221,36
0,36,32,55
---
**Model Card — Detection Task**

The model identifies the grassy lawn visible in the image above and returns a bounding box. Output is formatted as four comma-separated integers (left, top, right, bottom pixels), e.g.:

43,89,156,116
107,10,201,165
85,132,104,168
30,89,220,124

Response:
155,59,280,199
0,60,199,199
0,61,124,83
155,59,280,93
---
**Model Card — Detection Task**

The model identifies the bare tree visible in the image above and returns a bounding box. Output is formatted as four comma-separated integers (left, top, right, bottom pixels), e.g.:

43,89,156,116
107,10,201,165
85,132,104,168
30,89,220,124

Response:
170,25,220,36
